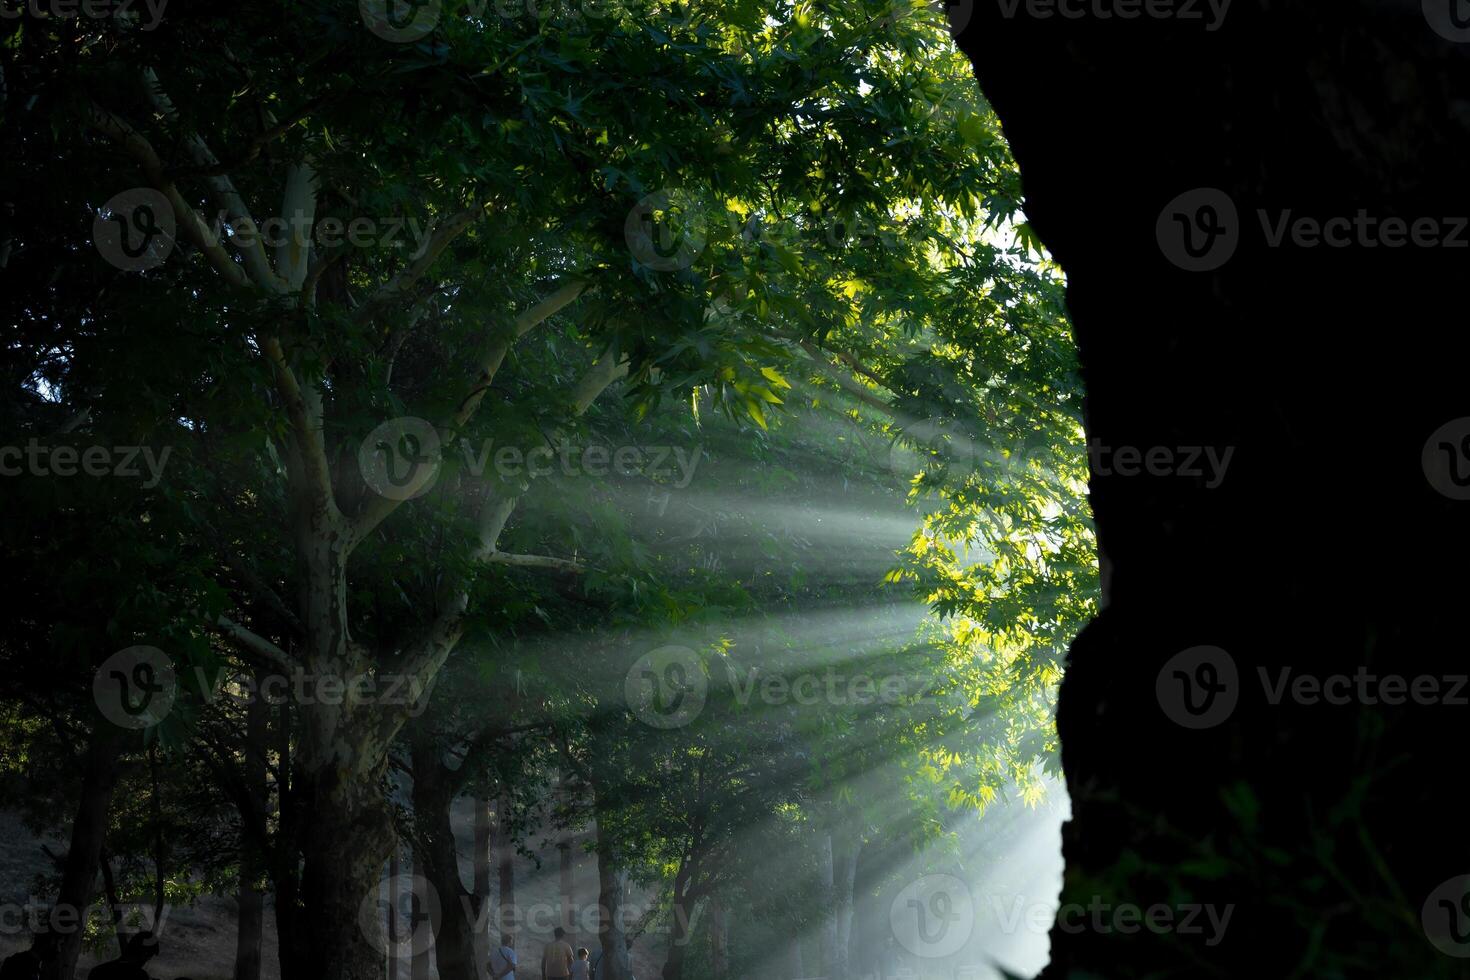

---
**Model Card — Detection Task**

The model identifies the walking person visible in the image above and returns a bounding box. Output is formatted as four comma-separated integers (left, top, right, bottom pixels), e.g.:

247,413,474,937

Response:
489,933,518,980
540,927,574,980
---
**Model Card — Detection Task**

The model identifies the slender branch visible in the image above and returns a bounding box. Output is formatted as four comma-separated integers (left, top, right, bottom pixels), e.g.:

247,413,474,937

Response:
485,552,585,574
348,278,590,549
352,201,492,323
167,93,335,179
82,100,251,289
262,336,340,526
213,615,296,673
275,161,317,292
450,277,591,432
142,68,281,291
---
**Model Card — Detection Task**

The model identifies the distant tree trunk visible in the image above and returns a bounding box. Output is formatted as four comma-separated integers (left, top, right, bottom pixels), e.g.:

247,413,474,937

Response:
411,866,432,980
473,799,491,976
46,727,126,980
558,841,575,935
234,685,269,980
817,832,837,978
272,699,307,980
592,820,632,980
387,852,400,980
785,937,804,980
709,900,727,980
493,797,516,935
661,868,697,980
834,837,858,975
98,849,125,956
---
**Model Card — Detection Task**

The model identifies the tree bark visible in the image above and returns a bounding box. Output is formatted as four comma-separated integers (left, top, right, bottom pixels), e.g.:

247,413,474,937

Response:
298,759,397,980
492,797,516,936
708,900,727,980
409,740,479,980
817,832,837,979
473,799,492,976
785,937,804,980
45,727,126,980
558,841,575,935
592,820,632,980
234,685,269,980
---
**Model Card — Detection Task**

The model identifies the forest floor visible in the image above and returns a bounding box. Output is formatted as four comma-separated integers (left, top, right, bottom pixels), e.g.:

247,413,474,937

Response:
0,805,664,980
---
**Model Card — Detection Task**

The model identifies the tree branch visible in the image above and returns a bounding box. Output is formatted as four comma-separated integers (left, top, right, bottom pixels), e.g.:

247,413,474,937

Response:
82,100,251,289
348,278,590,549
262,335,340,526
485,552,585,574
213,614,297,673
352,201,492,324
141,68,282,291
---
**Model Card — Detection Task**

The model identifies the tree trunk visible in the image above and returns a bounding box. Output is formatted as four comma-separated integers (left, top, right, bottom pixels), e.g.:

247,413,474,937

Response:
558,841,575,935
833,837,858,977
817,832,837,978
785,937,804,980
298,761,398,980
660,870,695,980
492,797,516,936
592,820,632,980
273,699,308,980
46,727,126,980
293,527,399,980
409,741,478,980
708,900,727,980
387,851,400,980
234,685,269,980
473,799,491,976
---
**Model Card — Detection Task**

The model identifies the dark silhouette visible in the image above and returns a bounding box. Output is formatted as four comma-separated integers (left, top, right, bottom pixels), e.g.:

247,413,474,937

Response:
0,938,58,980
86,931,159,980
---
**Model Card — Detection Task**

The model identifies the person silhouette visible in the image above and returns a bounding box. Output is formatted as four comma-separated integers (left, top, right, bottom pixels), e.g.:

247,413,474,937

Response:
87,931,159,980
0,936,58,980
